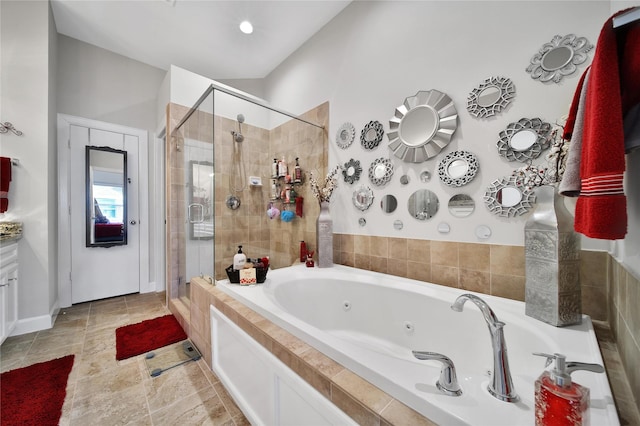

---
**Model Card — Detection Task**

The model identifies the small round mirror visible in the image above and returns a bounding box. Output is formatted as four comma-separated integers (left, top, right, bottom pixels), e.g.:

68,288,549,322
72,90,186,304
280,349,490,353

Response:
448,194,475,218
393,220,403,230
347,166,355,176
359,217,366,227
437,222,450,234
365,128,377,141
408,189,439,220
541,46,574,71
447,159,468,178
340,129,349,140
477,86,501,107
509,129,537,151
380,195,398,213
400,175,410,185
498,187,522,207
352,186,374,211
399,105,439,147
475,225,492,239
374,164,387,179
420,170,431,183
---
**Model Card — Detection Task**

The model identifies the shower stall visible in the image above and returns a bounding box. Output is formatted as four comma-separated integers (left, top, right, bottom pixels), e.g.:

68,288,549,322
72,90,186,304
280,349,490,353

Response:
166,83,327,319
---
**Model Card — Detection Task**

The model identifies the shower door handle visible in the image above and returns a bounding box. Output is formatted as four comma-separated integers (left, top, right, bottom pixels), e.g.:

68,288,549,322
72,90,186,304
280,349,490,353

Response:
188,203,204,223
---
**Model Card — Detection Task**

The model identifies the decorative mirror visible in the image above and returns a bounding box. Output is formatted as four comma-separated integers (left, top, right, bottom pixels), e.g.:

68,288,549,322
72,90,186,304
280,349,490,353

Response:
342,159,362,184
467,76,515,118
475,225,492,239
437,151,479,187
393,220,403,230
526,34,593,84
360,120,384,150
368,158,394,186
420,170,431,183
448,194,475,218
359,217,367,227
400,175,410,185
497,118,552,162
483,175,535,217
352,185,374,211
408,189,439,220
437,222,451,234
388,89,458,163
189,161,214,240
336,122,356,149
86,146,127,248
380,194,398,213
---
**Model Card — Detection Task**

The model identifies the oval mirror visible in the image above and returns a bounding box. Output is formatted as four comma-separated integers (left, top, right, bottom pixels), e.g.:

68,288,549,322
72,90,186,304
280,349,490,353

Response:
408,189,439,220
509,129,537,151
498,187,522,207
393,220,403,230
448,159,468,178
380,194,398,213
361,120,384,150
400,175,410,185
420,170,431,183
541,46,573,71
86,146,127,247
477,86,501,107
438,151,479,187
448,194,475,218
388,90,458,163
467,76,515,119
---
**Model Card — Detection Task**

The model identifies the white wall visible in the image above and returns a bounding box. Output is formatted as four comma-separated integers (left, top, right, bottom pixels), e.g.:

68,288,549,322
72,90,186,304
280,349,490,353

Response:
264,1,617,248
0,0,56,325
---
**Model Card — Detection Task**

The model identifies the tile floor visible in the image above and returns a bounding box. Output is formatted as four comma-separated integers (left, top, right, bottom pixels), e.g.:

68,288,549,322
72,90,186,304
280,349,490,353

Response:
0,292,249,426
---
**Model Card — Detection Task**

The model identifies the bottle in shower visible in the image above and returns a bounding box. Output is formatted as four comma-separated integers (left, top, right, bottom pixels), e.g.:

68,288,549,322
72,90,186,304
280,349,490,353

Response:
294,157,302,183
272,158,278,178
279,155,288,177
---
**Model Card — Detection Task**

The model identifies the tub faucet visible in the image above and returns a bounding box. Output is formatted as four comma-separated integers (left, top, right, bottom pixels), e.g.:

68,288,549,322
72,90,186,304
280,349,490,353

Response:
412,351,462,396
451,294,519,403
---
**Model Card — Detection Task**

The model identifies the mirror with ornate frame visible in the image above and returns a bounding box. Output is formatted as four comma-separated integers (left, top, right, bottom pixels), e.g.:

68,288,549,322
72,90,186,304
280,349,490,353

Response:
467,76,515,118
368,157,394,186
336,122,356,149
342,158,362,184
497,117,552,162
388,90,458,163
86,146,127,247
437,150,479,187
360,120,384,150
526,34,593,84
448,194,475,218
190,161,214,240
483,175,535,217
353,185,374,211
380,194,398,213
408,189,439,220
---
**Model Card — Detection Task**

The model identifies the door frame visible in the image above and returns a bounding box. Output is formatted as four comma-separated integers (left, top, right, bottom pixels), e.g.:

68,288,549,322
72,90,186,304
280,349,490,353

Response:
57,114,150,307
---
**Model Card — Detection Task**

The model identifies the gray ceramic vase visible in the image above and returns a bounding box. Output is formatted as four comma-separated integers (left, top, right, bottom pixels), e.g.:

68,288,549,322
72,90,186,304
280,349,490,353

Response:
316,201,333,268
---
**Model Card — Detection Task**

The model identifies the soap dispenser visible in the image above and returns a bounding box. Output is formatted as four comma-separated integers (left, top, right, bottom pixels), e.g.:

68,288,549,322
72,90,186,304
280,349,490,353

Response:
533,352,604,426
233,245,247,271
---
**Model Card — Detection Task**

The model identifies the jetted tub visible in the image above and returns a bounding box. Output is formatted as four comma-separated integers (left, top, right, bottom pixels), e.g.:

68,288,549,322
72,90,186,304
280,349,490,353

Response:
217,264,619,425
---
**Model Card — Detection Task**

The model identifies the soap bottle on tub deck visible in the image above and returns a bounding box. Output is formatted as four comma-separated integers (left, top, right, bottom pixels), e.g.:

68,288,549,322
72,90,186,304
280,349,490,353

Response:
533,352,604,426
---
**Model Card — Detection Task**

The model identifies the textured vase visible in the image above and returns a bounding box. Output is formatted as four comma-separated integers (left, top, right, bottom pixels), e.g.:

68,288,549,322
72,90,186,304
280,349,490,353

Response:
525,185,581,327
316,201,333,268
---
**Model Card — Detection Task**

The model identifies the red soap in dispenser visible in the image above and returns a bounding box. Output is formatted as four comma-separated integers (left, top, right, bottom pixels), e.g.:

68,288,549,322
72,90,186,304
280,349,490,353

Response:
533,352,604,426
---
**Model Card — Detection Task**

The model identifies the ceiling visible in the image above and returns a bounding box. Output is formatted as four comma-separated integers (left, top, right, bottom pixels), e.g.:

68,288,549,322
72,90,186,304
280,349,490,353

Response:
50,0,351,80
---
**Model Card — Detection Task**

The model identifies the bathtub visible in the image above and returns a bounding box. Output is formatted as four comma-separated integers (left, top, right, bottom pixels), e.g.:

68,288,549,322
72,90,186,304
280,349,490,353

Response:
217,264,619,425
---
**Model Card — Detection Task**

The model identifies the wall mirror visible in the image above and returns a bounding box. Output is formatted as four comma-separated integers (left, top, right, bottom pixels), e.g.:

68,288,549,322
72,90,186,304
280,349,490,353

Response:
400,175,410,185
420,170,431,183
190,161,214,240
360,120,384,150
380,194,398,213
353,185,374,211
336,122,355,149
437,150,479,187
388,89,458,163
342,158,362,184
475,225,492,239
448,194,475,218
467,76,515,118
393,220,403,230
483,175,535,217
497,117,552,162
437,222,451,234
86,146,127,247
408,189,439,220
526,34,593,84
368,157,394,186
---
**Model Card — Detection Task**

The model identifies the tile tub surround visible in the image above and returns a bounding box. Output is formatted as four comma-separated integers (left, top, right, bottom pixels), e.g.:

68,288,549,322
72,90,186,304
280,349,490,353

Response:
190,277,437,426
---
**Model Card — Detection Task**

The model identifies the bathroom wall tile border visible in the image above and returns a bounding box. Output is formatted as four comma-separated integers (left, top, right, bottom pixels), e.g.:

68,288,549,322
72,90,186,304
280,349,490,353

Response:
188,277,438,426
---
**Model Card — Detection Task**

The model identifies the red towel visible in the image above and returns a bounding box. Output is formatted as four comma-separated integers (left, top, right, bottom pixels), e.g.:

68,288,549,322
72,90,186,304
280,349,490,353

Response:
0,157,11,213
574,12,640,240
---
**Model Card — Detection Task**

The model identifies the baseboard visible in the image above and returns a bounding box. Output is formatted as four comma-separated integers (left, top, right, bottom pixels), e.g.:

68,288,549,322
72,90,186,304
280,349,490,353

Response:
140,281,157,294
11,315,53,336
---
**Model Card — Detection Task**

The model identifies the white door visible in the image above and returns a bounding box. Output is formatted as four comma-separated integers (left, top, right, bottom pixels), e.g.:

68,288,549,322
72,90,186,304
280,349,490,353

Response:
68,125,140,303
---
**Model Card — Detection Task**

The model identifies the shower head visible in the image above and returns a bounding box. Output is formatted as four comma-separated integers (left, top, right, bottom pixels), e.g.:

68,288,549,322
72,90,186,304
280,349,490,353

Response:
237,114,245,124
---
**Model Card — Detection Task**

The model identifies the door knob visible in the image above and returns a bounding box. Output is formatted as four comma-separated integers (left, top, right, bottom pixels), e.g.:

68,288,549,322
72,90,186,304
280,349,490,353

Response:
130,220,137,225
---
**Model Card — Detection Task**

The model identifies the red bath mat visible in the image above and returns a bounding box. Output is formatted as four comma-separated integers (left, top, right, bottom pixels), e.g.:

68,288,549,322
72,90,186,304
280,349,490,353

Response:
115,314,187,360
1,354,75,426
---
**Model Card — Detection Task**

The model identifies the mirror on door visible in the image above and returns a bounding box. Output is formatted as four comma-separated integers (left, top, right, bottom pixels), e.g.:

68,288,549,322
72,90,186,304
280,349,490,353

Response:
86,146,127,247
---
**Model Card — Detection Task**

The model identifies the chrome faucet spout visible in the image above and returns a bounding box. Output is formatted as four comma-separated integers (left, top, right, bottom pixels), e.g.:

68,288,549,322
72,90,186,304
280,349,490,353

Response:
451,293,519,403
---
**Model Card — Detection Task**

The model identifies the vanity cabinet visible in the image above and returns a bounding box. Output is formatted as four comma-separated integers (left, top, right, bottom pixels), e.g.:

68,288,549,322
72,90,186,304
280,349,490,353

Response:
1,242,19,344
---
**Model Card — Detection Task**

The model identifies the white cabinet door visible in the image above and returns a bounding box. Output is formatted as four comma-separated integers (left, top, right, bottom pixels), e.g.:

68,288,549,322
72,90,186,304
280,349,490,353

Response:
0,252,18,344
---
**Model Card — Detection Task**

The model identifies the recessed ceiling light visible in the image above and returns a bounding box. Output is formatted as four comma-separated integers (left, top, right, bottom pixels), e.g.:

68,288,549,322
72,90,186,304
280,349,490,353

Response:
239,20,253,34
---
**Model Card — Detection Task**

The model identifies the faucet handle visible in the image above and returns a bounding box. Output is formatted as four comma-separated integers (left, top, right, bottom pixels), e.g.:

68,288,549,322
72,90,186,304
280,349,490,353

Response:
412,351,462,396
